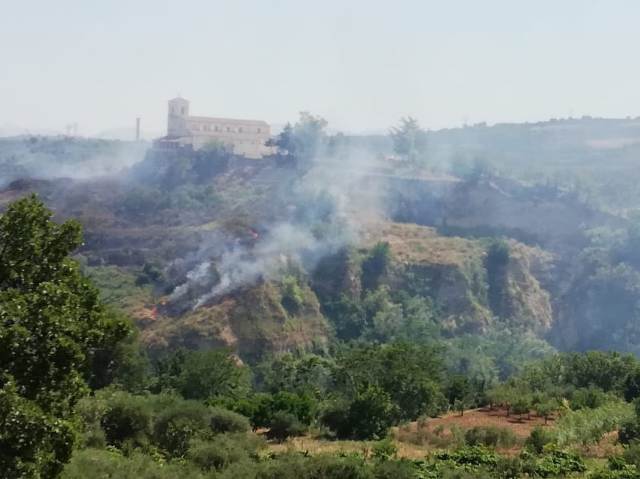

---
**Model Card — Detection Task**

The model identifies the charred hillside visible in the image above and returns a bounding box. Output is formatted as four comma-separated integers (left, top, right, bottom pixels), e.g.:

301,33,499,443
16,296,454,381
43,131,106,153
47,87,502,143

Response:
2,117,640,360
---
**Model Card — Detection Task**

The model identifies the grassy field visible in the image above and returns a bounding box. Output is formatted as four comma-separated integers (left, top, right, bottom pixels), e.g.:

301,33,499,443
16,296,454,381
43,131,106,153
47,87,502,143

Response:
267,406,621,460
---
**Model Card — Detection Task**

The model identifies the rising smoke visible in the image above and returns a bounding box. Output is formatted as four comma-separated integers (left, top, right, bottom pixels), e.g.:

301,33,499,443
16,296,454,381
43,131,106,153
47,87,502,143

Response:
168,144,386,310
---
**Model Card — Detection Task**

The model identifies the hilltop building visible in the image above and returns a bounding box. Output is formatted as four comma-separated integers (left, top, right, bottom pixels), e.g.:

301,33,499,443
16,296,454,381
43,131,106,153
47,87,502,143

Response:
160,97,272,158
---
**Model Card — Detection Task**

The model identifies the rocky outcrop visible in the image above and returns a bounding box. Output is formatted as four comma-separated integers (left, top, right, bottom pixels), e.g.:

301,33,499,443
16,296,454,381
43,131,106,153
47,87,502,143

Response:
365,222,555,334
140,281,330,362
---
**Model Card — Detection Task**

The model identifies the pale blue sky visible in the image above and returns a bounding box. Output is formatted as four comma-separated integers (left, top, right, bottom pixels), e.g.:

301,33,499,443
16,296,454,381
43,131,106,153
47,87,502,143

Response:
1,0,639,136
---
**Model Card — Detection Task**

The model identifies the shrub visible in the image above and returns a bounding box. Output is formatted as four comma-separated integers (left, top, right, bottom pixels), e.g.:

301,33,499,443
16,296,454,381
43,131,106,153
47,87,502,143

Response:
433,445,499,468
266,411,306,442
556,401,634,446
83,423,107,449
268,391,317,425
464,426,517,448
100,393,151,448
176,349,249,401
511,398,531,420
218,393,272,430
525,426,555,454
345,386,397,440
61,448,205,479
535,401,556,424
187,435,249,471
372,460,416,479
371,438,397,462
153,401,211,457
320,399,352,438
306,454,372,479
321,388,396,440
209,407,250,434
532,448,586,477
620,420,640,445
623,441,640,468
570,387,610,410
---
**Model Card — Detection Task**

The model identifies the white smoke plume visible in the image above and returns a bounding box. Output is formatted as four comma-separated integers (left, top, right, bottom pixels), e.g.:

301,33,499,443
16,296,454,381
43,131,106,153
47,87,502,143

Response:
169,145,386,309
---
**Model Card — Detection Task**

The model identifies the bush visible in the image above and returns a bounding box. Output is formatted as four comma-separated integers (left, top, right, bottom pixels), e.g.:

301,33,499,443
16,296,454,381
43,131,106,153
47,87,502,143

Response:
623,441,640,468
176,349,249,401
532,448,586,477
570,387,610,410
511,398,531,419
556,401,634,446
306,454,372,479
320,399,351,438
372,460,416,479
153,401,211,457
268,391,317,425
266,411,306,442
371,438,397,462
464,426,517,448
620,420,640,445
321,387,396,440
100,393,151,448
222,391,316,431
187,435,250,471
433,445,499,468
61,448,205,479
525,426,555,454
209,407,250,434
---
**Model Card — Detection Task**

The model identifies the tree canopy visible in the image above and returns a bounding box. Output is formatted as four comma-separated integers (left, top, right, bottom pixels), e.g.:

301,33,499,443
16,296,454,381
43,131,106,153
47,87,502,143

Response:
0,195,129,477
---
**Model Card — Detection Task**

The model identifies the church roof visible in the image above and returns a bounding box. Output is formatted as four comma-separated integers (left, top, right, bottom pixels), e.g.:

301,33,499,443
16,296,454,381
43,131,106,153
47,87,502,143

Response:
188,115,269,126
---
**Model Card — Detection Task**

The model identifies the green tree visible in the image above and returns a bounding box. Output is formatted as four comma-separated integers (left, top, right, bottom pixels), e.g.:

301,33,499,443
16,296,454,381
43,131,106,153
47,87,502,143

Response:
333,342,445,423
267,112,328,169
177,349,250,401
322,385,396,440
0,195,130,477
389,117,428,168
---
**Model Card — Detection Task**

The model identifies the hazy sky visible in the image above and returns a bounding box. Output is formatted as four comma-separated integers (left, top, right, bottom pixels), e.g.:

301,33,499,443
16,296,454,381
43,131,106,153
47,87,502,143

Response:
1,0,639,136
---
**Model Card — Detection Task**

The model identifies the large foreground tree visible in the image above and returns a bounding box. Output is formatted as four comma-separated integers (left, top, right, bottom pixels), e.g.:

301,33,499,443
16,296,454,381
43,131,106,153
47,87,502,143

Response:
0,195,129,478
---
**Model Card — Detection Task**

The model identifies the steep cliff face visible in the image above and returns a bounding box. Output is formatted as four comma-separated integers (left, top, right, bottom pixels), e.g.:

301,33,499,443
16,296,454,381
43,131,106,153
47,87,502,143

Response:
497,241,554,332
85,218,557,357
140,281,330,362
363,222,555,334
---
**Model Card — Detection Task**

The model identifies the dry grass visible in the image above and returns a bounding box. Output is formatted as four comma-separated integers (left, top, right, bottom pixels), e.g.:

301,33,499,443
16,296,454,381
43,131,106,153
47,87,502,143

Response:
414,407,556,439
363,221,484,267
265,407,560,459
265,407,625,461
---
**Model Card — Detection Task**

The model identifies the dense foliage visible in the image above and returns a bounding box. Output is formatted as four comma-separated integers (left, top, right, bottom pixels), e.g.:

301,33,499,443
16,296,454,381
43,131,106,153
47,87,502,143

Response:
0,196,129,477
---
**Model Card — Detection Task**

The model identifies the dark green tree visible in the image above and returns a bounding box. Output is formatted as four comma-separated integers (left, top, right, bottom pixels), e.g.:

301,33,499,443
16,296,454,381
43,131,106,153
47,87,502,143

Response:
0,195,130,477
333,342,445,422
165,349,250,401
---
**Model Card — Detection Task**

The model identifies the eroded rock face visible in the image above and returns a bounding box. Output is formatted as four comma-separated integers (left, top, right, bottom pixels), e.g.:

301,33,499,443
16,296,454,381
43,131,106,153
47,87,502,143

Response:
499,241,554,333
365,222,555,335
140,281,330,362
